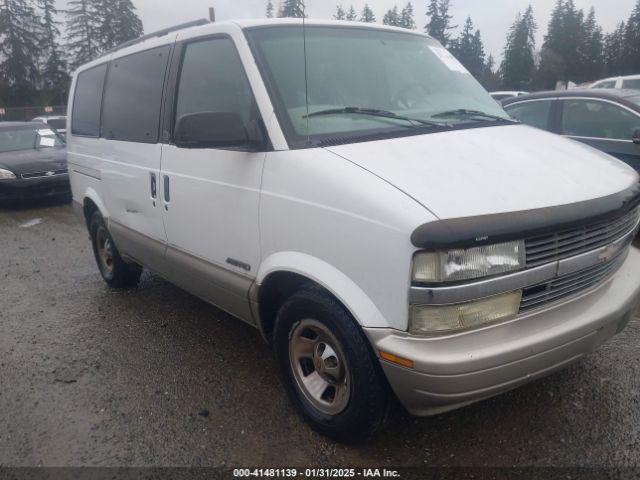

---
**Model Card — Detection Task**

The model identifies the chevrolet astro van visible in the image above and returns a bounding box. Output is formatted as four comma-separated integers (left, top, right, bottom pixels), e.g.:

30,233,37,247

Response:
68,19,640,441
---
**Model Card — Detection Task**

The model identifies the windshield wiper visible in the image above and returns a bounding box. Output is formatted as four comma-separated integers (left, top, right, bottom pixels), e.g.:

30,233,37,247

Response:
304,107,451,128
431,109,516,122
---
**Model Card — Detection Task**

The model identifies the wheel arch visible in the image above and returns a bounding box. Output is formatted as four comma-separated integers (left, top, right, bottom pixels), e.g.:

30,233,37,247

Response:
254,252,388,340
81,188,109,229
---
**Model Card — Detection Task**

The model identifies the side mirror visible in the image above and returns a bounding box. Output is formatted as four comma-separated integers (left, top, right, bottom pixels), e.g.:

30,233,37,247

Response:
175,111,261,150
633,129,640,145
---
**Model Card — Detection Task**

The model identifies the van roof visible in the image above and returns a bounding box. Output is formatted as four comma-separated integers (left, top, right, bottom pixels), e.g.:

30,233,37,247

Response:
74,18,431,74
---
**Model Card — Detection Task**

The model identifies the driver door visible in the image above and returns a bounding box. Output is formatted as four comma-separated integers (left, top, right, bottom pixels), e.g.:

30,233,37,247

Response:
159,36,266,322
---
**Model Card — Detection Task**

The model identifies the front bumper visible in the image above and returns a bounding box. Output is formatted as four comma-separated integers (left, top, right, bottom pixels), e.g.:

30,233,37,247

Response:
365,247,640,416
0,175,71,203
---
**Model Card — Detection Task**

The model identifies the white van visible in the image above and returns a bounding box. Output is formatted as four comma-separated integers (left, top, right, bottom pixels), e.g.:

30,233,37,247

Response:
68,19,640,441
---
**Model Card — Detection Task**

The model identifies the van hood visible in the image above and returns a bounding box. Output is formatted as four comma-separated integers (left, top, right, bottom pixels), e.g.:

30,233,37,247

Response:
325,124,638,221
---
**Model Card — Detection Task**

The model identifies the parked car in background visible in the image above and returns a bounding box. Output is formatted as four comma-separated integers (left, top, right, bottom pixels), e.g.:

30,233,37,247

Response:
31,116,68,138
68,19,640,442
503,89,640,172
0,122,69,203
590,75,640,90
490,91,529,102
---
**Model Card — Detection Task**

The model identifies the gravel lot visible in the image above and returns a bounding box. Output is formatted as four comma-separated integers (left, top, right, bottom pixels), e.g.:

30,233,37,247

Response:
1,200,640,468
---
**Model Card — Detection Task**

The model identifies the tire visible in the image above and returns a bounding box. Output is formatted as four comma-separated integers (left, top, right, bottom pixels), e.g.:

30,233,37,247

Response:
273,286,388,442
89,211,142,289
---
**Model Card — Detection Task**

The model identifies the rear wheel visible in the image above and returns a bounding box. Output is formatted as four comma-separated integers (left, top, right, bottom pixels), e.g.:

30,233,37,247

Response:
89,211,142,289
273,287,388,442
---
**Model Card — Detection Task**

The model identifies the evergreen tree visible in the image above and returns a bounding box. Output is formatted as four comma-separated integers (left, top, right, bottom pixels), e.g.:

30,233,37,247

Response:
400,3,416,30
500,6,536,90
449,17,485,79
562,0,585,81
346,5,358,21
97,0,143,51
604,21,626,76
0,0,41,104
266,0,274,18
479,54,502,91
383,5,401,27
580,7,604,81
334,5,346,20
65,0,101,71
535,0,565,88
537,0,590,87
623,0,640,74
279,0,306,18
36,0,68,101
425,0,455,46
360,3,376,23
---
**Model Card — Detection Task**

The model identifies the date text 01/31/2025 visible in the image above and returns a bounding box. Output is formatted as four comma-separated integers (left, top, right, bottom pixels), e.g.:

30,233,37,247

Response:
232,468,401,478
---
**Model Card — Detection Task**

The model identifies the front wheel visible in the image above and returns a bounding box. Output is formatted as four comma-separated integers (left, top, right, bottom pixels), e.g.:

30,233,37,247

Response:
89,211,142,289
273,287,388,442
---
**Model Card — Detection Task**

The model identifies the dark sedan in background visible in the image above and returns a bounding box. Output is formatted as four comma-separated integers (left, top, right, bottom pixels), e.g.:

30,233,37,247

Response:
0,122,69,204
503,89,640,172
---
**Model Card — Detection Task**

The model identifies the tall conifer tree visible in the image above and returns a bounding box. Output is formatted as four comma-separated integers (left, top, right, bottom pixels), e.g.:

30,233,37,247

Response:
623,0,640,73
345,5,358,21
500,6,536,90
65,0,101,70
425,0,455,46
36,0,68,100
360,3,376,23
0,0,41,104
279,0,306,18
383,6,401,27
400,3,416,29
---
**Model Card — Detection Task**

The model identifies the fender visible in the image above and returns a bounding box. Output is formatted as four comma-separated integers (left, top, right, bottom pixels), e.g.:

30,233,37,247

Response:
83,187,109,220
256,251,388,328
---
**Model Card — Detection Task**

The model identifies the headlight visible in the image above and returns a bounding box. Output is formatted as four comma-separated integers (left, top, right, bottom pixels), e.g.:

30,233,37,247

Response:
412,240,525,283
0,168,16,180
410,290,522,335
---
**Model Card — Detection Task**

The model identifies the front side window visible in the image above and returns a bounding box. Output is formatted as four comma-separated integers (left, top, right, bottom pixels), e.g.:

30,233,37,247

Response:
561,99,640,140
246,26,509,147
71,64,107,137
174,37,257,142
504,100,553,130
0,126,65,153
102,46,171,143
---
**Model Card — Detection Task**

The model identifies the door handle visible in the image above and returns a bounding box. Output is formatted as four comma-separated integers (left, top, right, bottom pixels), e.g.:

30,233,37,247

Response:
150,173,157,199
163,175,170,209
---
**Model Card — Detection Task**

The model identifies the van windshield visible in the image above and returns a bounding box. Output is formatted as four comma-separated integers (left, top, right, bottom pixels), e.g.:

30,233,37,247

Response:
246,25,510,147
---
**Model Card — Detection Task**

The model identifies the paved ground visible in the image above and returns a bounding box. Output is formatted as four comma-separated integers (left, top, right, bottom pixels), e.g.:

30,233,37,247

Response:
1,200,640,468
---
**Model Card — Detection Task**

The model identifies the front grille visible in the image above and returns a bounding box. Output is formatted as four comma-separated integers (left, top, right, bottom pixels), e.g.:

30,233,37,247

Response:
520,252,626,312
525,207,640,268
21,168,68,180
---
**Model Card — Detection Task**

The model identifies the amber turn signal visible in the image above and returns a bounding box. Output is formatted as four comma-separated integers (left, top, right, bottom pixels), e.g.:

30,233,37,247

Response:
379,351,414,369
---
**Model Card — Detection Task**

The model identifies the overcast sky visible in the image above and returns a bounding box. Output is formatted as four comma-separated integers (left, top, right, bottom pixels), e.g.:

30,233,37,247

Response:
69,0,639,60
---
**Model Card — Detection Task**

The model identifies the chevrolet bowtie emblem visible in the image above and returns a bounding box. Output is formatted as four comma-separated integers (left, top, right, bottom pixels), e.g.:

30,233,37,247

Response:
598,243,622,263
45,171,55,177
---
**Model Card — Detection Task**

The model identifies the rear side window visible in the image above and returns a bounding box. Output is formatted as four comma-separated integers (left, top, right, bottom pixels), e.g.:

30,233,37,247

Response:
72,64,107,137
622,79,640,90
504,100,553,130
175,38,255,127
561,99,640,140
102,46,171,143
